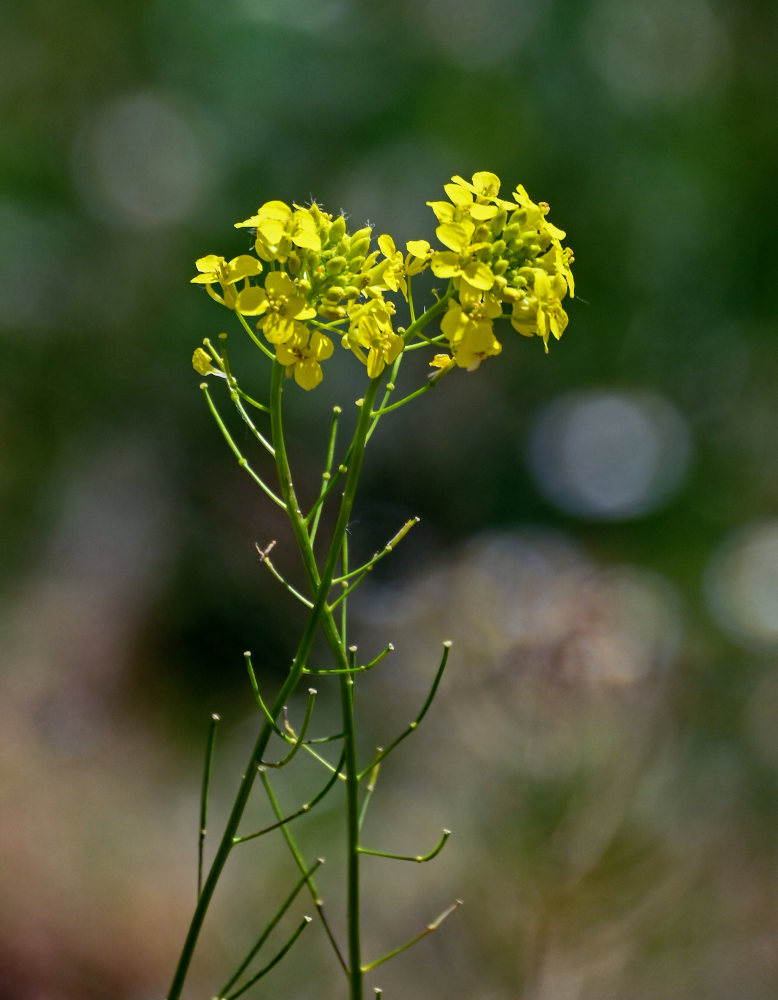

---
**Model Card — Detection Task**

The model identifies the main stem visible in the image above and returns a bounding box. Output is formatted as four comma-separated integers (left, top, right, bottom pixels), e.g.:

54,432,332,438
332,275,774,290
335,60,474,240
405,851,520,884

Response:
271,364,382,1000
166,368,379,1000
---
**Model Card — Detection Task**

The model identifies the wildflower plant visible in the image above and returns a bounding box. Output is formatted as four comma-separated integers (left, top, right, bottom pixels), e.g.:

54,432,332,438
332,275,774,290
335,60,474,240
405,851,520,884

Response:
169,172,573,1000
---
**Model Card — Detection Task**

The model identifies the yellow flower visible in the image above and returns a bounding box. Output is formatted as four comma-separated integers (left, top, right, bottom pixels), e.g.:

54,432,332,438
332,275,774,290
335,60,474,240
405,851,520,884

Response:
235,272,316,344
405,239,432,276
235,201,321,261
451,322,503,370
191,254,262,308
430,220,495,292
345,299,403,378
192,347,221,376
374,234,407,295
275,326,333,390
430,353,455,371
450,171,502,200
509,268,569,351
428,172,503,225
440,286,503,370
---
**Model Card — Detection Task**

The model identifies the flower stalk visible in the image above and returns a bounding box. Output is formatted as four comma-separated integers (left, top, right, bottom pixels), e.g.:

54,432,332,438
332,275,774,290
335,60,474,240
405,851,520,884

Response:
168,172,574,1000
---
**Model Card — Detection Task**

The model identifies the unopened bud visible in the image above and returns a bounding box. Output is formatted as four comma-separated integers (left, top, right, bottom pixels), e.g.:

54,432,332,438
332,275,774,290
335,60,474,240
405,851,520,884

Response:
329,216,347,243
326,255,347,274
348,236,371,258
318,304,347,321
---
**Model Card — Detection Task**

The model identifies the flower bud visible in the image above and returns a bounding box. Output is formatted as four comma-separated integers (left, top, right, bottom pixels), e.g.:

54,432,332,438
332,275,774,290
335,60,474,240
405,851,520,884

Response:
318,303,347,321
324,285,345,302
326,255,347,274
348,236,371,258
328,216,347,243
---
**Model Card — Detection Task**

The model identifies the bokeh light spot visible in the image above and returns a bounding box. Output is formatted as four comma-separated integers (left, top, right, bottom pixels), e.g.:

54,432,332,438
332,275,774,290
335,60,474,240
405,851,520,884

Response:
419,0,543,69
583,0,727,106
71,89,213,231
704,520,778,651
528,390,691,520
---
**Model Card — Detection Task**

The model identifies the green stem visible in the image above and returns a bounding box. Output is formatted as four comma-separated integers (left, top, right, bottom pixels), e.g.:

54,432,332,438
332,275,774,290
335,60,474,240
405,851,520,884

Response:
166,368,380,1000
198,713,220,898
268,366,384,1000
340,668,362,1000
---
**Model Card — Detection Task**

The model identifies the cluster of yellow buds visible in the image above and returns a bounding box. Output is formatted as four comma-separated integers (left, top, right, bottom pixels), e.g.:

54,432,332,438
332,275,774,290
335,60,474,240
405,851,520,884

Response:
423,171,575,371
192,201,407,388
191,173,573,388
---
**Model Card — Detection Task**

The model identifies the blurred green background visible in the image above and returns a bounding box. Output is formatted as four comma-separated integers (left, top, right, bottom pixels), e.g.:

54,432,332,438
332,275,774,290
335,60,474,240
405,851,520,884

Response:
3,1,778,997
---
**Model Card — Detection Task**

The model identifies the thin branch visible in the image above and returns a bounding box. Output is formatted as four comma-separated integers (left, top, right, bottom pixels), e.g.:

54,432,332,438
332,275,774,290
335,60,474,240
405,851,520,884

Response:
244,652,286,738
357,641,452,780
303,643,394,676
260,769,349,976
256,541,314,608
308,405,342,541
233,750,346,845
358,759,381,832
332,518,420,584
360,899,463,972
223,916,312,1000
200,384,285,509
358,828,450,863
266,688,317,768
198,713,220,898
217,859,321,999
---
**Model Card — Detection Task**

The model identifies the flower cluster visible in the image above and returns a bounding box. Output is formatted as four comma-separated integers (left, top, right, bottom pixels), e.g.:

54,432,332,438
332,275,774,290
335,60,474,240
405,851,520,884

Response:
191,173,573,388
192,201,407,388
425,171,574,371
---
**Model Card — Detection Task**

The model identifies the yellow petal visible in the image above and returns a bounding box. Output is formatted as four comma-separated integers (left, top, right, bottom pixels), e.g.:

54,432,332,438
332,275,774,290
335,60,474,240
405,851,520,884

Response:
430,252,461,279
406,239,431,256
235,286,268,315
461,260,495,291
294,359,323,390
367,348,386,379
227,255,262,282
309,331,334,360
471,171,501,197
436,221,473,252
378,234,397,257
194,254,225,273
192,347,215,375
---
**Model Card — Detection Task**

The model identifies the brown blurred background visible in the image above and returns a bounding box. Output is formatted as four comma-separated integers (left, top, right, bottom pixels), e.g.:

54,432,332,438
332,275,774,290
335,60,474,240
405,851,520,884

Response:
2,1,778,997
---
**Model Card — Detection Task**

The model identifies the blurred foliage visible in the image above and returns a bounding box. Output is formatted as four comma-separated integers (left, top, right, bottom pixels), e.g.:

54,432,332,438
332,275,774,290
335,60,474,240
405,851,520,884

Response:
2,0,778,998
